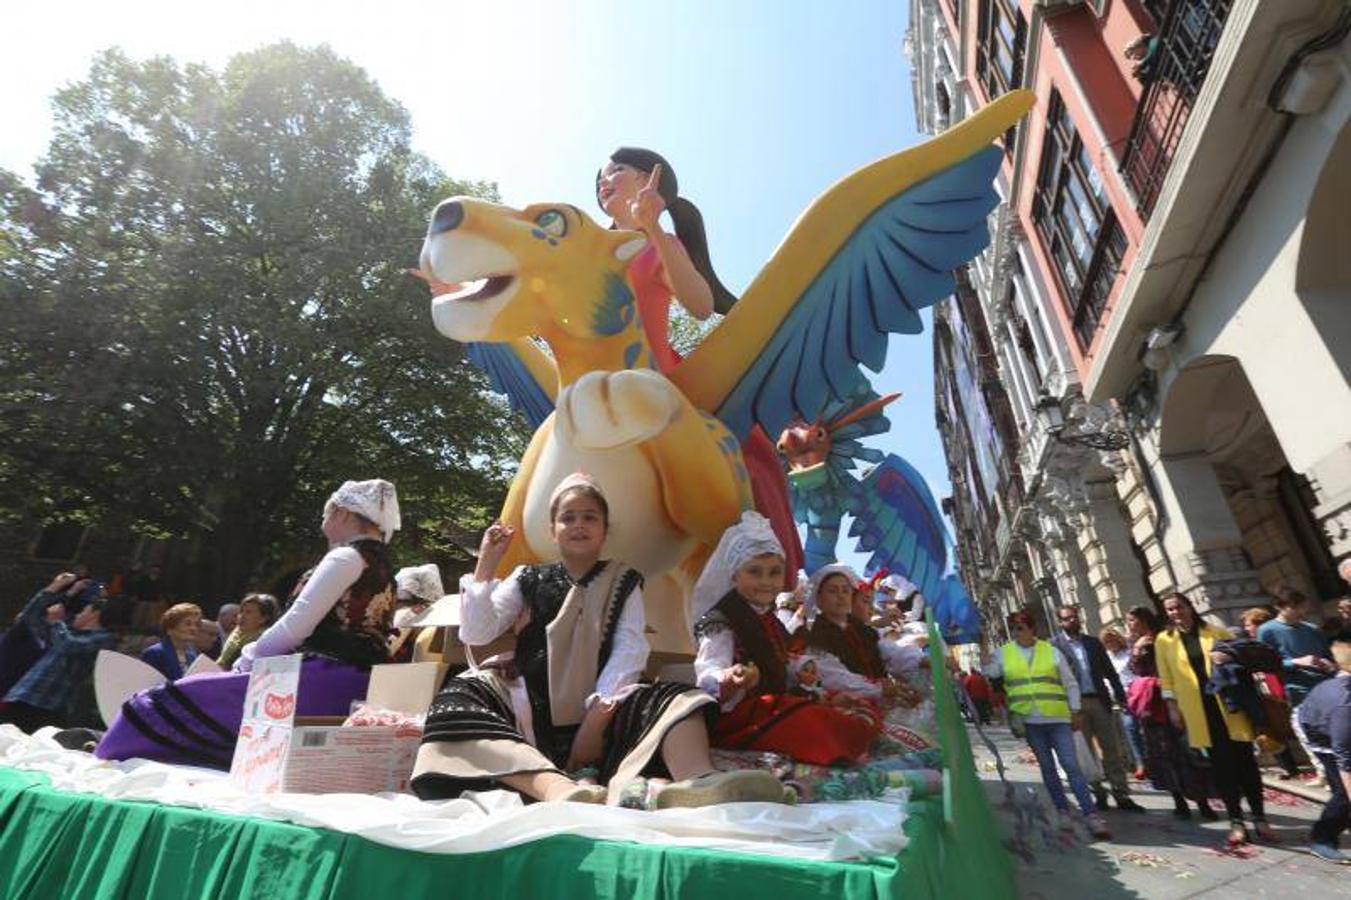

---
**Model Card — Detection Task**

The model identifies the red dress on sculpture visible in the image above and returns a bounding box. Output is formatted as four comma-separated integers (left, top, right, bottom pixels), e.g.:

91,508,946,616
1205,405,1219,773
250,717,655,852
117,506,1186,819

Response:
629,244,805,583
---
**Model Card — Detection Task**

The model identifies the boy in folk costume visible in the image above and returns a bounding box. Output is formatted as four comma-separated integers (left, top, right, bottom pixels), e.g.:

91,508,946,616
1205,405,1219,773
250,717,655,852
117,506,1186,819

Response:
692,513,882,766
412,474,786,807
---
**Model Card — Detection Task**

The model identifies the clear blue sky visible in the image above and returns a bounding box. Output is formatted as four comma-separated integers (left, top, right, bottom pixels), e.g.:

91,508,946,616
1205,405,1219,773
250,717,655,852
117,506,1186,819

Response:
2,0,952,577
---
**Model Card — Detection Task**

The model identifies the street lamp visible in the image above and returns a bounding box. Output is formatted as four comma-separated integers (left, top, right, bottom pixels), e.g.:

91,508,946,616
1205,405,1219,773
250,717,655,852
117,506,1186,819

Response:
1035,396,1131,452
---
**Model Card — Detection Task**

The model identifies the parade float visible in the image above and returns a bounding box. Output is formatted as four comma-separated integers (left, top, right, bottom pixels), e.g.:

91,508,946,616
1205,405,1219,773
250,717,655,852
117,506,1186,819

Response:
0,89,1032,899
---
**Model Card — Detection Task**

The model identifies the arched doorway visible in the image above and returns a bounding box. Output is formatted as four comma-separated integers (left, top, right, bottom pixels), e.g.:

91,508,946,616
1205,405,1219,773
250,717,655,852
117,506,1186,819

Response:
1159,356,1338,608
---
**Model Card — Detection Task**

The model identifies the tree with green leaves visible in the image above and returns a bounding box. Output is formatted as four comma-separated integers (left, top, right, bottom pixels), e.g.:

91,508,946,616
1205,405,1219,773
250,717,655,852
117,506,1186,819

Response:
0,43,528,600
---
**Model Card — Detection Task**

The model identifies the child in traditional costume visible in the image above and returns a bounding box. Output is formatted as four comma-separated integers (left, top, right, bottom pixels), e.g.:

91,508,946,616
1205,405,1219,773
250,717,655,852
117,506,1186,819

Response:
805,566,924,710
412,474,786,807
692,513,882,766
388,563,443,662
95,479,400,768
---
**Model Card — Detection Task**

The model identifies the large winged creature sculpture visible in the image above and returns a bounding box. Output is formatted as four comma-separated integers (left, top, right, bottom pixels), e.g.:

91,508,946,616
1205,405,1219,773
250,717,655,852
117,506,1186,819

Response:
419,91,1031,651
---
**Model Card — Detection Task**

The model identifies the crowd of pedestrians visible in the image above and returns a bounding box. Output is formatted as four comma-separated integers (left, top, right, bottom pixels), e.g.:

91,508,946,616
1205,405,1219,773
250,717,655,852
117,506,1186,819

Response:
983,585,1349,864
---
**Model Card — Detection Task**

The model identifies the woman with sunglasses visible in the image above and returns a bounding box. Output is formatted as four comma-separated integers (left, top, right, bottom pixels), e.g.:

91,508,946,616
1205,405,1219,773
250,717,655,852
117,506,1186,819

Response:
988,609,1110,839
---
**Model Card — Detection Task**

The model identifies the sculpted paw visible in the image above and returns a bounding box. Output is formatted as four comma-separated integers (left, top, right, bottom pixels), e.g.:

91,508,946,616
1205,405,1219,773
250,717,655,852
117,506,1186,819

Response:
557,369,681,450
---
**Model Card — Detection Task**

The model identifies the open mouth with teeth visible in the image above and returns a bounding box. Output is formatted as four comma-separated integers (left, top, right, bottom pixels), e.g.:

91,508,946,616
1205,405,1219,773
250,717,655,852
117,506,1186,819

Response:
440,275,516,303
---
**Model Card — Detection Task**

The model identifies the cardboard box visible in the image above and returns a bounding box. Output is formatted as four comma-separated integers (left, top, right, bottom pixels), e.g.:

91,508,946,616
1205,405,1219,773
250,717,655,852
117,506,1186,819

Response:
230,657,439,795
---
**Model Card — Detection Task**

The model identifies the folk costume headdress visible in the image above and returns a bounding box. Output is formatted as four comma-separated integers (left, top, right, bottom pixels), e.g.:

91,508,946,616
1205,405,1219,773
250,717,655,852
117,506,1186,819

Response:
328,479,401,543
394,563,444,604
689,511,784,626
805,563,861,616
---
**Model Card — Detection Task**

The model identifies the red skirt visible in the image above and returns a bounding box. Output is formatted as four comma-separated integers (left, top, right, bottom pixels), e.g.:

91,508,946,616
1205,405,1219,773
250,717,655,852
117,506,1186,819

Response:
712,692,880,767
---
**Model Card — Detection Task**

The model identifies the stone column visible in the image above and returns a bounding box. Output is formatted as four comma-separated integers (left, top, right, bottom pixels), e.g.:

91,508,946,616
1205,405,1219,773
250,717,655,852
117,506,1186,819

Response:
1079,478,1151,629
1040,512,1100,632
1151,449,1266,623
1307,442,1351,565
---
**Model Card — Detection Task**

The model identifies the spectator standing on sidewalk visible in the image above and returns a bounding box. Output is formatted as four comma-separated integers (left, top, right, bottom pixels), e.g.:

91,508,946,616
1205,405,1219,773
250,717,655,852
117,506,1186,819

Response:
1159,593,1274,846
1126,605,1218,821
1260,587,1336,781
989,609,1111,839
1103,627,1145,777
1053,606,1145,813
1259,587,1335,707
964,668,992,725
1297,630,1351,863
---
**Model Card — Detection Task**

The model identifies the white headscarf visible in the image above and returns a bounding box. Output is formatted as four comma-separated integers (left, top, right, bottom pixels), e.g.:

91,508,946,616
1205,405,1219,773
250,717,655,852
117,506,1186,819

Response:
549,471,604,509
689,511,784,626
806,563,860,615
328,479,401,542
395,563,444,603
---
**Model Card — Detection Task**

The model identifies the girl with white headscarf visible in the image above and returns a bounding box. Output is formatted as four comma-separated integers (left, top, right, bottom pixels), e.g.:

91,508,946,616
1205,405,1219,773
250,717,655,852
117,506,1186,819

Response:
691,513,881,767
96,480,401,769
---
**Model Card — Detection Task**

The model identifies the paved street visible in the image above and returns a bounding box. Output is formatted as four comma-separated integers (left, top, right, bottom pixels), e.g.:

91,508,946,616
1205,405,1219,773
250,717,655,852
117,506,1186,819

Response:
968,723,1351,898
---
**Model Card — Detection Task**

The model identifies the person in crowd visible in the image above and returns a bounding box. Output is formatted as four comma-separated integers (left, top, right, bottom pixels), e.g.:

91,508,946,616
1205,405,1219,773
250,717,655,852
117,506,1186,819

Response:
964,667,993,726
1296,630,1351,863
1124,32,1161,83
1158,592,1274,845
1259,587,1336,707
1125,605,1217,820
139,603,203,680
96,479,402,768
989,609,1110,839
800,565,916,708
128,564,166,630
1102,627,1144,776
1,573,97,698
216,603,240,638
412,477,786,807
1241,605,1302,778
691,514,883,767
1260,586,1336,780
389,564,443,662
197,619,225,659
216,593,279,670
1053,606,1145,812
1,598,115,732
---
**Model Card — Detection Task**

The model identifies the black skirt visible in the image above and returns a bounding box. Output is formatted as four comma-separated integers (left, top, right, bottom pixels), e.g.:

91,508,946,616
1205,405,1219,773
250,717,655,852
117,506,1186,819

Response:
416,675,711,799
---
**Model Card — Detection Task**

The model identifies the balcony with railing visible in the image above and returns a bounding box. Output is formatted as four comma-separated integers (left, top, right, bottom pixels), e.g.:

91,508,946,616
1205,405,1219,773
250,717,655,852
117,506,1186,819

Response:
1120,0,1236,217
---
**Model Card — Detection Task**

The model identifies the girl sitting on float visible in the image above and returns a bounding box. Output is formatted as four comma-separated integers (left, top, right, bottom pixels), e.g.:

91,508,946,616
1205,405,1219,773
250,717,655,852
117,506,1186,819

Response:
411,473,787,807
803,567,923,709
96,479,401,769
691,513,882,766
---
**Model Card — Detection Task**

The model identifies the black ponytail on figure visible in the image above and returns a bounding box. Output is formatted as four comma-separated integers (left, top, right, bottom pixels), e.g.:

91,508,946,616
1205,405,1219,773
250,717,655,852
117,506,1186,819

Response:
596,147,738,314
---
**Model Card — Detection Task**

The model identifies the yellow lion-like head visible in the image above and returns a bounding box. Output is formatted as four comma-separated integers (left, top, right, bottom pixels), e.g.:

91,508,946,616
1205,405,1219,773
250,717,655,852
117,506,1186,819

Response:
419,197,648,343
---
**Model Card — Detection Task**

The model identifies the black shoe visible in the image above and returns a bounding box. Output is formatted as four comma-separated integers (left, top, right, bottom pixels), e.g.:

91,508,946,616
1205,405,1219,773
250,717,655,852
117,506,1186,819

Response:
1094,788,1109,811
1197,802,1218,821
1172,804,1191,820
1114,795,1147,813
51,727,103,753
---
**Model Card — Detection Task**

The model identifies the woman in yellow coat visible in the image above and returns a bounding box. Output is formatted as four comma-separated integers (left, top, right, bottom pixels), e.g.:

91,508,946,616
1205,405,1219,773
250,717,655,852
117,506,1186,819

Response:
1157,593,1273,846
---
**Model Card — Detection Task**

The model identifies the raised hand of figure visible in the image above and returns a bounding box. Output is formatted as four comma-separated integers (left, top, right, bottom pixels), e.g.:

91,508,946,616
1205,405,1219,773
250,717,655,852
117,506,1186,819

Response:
47,572,77,594
629,163,666,233
475,521,515,580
